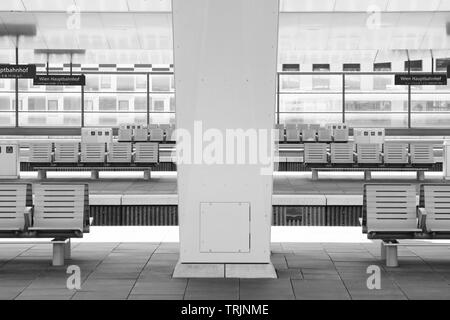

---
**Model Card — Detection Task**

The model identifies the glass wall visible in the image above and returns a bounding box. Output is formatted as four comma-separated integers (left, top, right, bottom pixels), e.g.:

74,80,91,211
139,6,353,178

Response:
345,74,408,128
278,74,342,124
0,79,15,127
278,72,450,128
2,70,450,130
18,79,82,127
9,72,176,128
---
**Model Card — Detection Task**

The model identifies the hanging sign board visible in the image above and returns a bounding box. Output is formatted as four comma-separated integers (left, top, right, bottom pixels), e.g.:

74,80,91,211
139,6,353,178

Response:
0,64,36,79
395,73,447,86
33,74,86,86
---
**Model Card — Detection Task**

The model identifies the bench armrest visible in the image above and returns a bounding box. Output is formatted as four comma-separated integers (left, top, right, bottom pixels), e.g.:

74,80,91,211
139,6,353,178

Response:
23,206,33,231
418,207,428,231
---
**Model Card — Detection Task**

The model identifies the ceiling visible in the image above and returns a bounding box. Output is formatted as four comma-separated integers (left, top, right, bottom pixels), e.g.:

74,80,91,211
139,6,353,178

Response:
280,0,450,12
0,1,450,64
0,0,172,12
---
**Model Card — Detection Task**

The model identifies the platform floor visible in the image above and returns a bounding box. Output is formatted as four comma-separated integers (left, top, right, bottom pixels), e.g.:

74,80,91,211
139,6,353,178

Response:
17,171,446,196
0,227,449,300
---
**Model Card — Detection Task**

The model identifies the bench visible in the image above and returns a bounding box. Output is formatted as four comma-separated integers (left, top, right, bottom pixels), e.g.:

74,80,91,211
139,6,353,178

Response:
0,183,90,266
418,184,450,238
363,183,450,267
362,184,422,267
0,183,33,234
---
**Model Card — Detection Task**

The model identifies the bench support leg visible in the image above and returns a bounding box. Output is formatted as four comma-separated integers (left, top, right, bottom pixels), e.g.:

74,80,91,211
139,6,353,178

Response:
417,171,425,181
64,239,71,260
381,241,386,261
144,169,151,180
364,171,372,181
385,246,398,267
91,170,99,180
37,169,47,180
52,242,65,266
311,169,318,181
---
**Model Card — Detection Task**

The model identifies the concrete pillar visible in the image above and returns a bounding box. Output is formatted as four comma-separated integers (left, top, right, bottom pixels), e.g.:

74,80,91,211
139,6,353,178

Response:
172,0,279,278
364,170,372,181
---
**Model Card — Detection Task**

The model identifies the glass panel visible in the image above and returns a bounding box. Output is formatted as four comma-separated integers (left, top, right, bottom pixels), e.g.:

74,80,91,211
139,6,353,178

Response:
135,96,147,111
279,74,342,92
19,112,81,127
279,113,342,125
345,95,407,112
151,74,174,92
84,113,147,127
117,75,135,91
0,96,13,111
149,113,175,125
411,93,450,127
150,94,175,112
346,113,407,128
279,94,341,113
411,113,450,127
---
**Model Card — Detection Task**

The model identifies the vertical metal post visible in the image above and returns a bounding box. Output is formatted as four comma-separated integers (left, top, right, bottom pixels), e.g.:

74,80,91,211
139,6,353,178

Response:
408,62,411,129
15,36,19,128
81,84,84,127
147,73,150,125
342,73,346,123
276,72,280,124
406,50,411,129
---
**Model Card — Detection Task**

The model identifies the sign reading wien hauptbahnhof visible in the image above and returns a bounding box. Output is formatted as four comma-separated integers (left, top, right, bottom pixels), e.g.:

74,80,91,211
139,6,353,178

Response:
0,64,36,79
395,73,447,86
33,74,86,86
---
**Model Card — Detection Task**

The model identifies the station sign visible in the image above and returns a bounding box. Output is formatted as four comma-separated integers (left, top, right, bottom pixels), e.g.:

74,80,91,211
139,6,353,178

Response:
33,74,86,86
395,73,447,86
0,64,36,79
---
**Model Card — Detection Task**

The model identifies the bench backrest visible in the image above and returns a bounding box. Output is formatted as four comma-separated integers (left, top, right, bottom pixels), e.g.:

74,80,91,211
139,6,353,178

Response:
357,143,381,163
384,142,409,164
0,184,32,230
29,143,53,163
331,143,354,163
420,184,450,231
304,143,328,163
81,143,106,163
134,142,159,163
33,184,89,232
286,125,299,142
54,142,79,163
410,143,434,164
363,184,417,231
149,128,164,142
107,143,132,163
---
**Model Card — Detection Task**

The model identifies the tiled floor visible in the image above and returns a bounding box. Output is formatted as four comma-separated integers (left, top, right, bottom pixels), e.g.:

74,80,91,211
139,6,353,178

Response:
19,171,445,196
1,239,449,300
